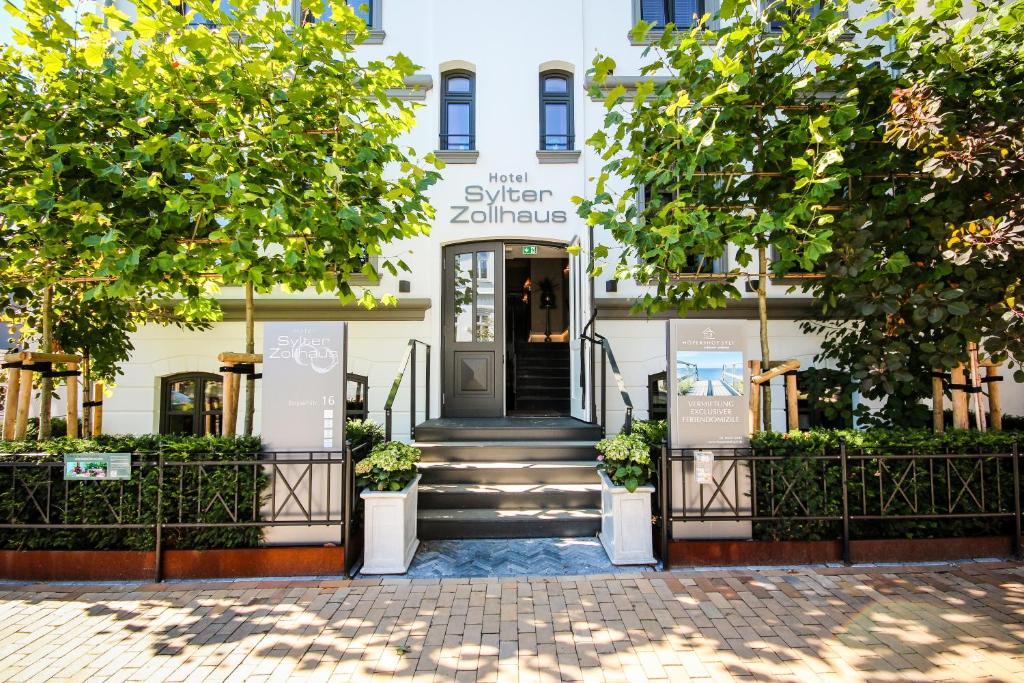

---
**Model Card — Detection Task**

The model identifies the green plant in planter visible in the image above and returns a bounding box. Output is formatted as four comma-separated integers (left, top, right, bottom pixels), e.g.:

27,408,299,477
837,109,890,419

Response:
630,419,667,449
595,433,654,492
355,441,421,492
346,419,385,454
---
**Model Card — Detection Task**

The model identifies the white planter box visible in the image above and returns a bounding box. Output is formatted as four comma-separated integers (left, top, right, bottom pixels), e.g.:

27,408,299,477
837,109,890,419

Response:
598,471,656,565
360,474,420,574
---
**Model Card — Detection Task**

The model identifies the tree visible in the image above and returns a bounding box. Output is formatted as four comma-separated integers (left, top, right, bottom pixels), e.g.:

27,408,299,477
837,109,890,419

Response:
0,0,440,436
804,0,1024,424
577,0,868,429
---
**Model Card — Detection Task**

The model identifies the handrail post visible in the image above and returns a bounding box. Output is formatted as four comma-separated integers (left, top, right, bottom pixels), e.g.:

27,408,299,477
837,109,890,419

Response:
154,451,164,583
385,409,392,442
600,342,607,436
1012,440,1022,560
425,343,431,422
343,444,353,577
410,342,417,441
840,437,850,565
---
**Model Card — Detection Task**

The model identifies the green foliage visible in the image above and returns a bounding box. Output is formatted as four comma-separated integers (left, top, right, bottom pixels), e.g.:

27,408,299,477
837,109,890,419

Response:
0,0,440,383
595,433,655,492
355,441,421,492
0,435,264,550
630,419,667,448
346,418,385,454
749,428,1022,541
579,0,862,316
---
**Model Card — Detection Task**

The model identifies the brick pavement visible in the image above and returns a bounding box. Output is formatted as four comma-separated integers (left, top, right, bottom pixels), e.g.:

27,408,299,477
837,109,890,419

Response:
0,561,1021,682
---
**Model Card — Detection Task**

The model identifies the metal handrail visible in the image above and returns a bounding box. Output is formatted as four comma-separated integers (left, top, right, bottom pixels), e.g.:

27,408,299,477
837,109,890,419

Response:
384,339,431,441
580,330,633,435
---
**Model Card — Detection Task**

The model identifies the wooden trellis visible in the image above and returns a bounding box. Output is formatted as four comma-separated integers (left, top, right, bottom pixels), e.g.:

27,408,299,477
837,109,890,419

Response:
2,351,86,440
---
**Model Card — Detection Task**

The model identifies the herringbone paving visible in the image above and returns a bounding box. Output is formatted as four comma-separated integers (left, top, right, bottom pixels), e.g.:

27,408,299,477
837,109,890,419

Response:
370,538,654,579
0,561,1022,681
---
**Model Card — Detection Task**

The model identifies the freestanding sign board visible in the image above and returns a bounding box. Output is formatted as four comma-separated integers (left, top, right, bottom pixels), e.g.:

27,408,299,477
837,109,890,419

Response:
667,320,752,539
261,322,347,544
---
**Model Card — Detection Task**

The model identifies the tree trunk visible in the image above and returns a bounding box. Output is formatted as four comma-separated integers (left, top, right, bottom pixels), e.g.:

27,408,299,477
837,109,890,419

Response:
757,247,772,432
38,286,54,440
82,347,92,437
243,282,255,436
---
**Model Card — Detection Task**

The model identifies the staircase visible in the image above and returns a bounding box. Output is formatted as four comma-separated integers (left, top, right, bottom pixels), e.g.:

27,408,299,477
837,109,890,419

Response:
513,342,570,414
415,417,603,539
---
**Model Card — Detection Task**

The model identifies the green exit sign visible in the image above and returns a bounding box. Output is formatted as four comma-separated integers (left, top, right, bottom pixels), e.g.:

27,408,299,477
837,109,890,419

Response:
521,245,538,255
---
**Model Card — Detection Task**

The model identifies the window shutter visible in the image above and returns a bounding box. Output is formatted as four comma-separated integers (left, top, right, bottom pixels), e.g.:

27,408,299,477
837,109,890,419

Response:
640,0,668,25
672,0,700,27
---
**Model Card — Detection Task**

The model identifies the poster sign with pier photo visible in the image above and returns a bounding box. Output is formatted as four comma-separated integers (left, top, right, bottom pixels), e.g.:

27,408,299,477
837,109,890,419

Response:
666,320,752,539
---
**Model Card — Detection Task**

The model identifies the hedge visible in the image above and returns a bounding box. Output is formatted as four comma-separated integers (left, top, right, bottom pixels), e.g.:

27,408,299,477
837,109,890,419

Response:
749,429,1023,542
0,435,264,551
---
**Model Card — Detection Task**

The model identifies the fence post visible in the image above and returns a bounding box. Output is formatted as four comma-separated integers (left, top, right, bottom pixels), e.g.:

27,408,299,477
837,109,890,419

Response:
154,451,164,583
343,445,353,577
1013,440,1022,560
409,345,417,441
660,443,671,570
840,437,850,565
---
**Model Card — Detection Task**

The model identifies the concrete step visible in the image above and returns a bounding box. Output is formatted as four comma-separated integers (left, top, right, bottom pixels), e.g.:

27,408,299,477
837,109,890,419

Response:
418,483,601,510
418,508,601,539
417,460,600,485
415,441,598,463
415,418,602,442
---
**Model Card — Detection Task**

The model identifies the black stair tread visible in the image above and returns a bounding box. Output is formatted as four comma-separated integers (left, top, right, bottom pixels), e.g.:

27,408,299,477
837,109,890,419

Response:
417,460,598,471
419,483,601,494
419,508,600,522
415,440,597,448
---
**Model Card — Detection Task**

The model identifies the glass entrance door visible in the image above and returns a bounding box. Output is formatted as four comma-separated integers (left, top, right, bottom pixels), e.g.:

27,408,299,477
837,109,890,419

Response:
442,242,505,417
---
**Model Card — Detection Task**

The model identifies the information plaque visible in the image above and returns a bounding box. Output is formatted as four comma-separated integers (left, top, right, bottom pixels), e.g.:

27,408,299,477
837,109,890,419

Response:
64,453,132,480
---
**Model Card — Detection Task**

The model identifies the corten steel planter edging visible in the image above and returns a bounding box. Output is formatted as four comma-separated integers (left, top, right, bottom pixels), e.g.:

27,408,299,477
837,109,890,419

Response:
0,546,347,582
668,536,1018,567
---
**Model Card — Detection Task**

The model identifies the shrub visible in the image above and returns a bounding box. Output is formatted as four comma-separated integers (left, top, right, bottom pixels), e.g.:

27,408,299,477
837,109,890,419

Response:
346,418,385,454
630,419,667,449
0,434,264,550
748,428,1022,542
355,441,421,492
595,433,655,492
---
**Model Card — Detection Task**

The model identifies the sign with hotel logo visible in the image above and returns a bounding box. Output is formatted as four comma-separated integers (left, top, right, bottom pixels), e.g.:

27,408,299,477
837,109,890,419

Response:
261,321,347,451
667,321,750,450
449,172,568,225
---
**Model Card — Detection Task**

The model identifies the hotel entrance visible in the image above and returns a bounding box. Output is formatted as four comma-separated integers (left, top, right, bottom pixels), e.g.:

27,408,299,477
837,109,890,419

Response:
441,241,571,418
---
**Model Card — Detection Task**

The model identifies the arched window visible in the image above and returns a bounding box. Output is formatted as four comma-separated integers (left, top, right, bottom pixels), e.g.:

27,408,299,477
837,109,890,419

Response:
161,373,224,436
440,71,475,151
539,72,573,151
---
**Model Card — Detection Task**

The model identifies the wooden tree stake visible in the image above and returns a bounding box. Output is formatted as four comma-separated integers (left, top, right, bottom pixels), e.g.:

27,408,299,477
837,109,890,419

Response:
3,366,20,440
15,369,33,440
931,369,945,433
967,342,987,432
785,373,799,432
987,364,1003,432
950,365,969,429
91,383,104,437
223,368,237,437
66,362,79,439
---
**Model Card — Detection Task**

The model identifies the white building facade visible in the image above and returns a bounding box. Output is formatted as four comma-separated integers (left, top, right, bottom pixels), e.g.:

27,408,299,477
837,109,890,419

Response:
89,0,1023,441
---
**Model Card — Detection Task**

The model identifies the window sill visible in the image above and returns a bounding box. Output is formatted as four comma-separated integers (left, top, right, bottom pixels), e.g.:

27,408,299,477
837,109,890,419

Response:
434,150,479,164
627,28,717,46
361,29,386,44
536,150,581,164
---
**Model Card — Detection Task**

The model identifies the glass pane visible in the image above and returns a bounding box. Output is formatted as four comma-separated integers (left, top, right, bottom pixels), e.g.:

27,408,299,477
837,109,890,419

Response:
445,103,471,150
453,253,474,342
446,76,471,93
201,412,223,437
347,0,371,23
169,379,196,413
641,0,667,24
544,103,569,150
166,414,195,436
204,379,223,412
544,76,567,93
475,251,495,342
673,0,699,26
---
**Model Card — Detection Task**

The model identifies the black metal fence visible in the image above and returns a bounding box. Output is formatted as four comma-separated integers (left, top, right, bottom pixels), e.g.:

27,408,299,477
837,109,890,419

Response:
0,444,368,580
657,440,1023,568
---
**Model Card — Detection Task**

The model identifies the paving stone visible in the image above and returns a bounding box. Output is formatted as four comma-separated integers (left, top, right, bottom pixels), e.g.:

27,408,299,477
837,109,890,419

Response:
1,560,1022,681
